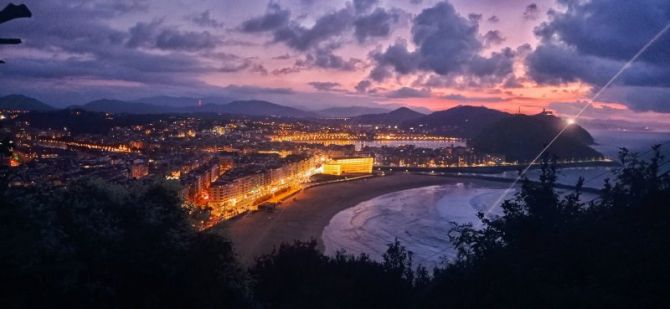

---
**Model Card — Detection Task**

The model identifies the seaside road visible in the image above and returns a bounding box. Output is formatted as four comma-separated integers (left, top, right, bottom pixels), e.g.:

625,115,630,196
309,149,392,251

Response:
209,174,463,266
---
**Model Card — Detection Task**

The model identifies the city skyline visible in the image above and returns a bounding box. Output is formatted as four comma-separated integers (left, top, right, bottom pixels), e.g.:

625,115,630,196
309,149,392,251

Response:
1,0,670,127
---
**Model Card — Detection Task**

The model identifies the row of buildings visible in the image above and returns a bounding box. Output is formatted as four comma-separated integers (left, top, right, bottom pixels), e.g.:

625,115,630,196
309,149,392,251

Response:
181,156,235,203
208,155,322,219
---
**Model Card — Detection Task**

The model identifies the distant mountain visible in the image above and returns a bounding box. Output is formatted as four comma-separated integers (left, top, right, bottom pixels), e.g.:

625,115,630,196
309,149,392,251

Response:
219,100,317,118
470,112,601,162
318,106,392,118
76,99,163,114
0,94,54,111
404,105,510,138
76,98,317,118
135,96,236,107
13,109,166,135
353,107,425,124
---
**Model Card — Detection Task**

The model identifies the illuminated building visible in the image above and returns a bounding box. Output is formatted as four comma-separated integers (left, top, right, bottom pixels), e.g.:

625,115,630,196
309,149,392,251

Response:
208,155,320,219
181,157,234,203
130,159,149,179
322,157,374,175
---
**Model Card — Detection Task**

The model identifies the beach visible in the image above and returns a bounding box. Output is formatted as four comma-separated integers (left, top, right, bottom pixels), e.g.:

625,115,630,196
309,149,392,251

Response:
210,174,469,265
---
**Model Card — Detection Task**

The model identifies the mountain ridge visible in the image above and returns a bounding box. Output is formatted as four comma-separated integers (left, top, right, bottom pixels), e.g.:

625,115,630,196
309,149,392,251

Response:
353,107,425,124
0,94,55,111
403,105,511,138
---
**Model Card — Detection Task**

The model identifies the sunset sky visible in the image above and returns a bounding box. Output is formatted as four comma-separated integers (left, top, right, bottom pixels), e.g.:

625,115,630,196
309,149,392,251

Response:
2,0,670,127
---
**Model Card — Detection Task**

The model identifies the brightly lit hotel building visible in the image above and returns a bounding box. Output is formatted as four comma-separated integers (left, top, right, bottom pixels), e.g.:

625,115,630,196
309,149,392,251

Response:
209,155,321,218
322,157,374,176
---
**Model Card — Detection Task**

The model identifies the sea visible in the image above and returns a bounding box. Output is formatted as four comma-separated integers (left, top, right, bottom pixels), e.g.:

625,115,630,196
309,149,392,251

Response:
321,130,670,269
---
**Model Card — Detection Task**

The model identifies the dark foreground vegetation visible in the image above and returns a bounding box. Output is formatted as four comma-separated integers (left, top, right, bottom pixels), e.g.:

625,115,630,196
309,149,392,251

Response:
1,148,669,308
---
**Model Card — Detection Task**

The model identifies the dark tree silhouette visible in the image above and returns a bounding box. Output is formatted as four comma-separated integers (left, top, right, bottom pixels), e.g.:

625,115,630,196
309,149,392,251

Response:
0,179,251,308
250,239,422,309
419,148,670,307
2,146,669,308
0,3,32,63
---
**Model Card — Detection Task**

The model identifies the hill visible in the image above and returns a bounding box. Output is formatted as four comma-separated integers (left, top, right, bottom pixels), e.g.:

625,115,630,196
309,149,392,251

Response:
470,112,601,162
404,105,510,138
12,109,166,135
353,107,425,124
134,96,236,107
76,98,317,118
219,100,317,118
0,94,54,111
318,106,391,118
77,99,163,114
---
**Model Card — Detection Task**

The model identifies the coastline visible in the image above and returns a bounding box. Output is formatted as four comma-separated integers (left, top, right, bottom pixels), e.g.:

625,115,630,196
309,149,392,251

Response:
209,174,503,265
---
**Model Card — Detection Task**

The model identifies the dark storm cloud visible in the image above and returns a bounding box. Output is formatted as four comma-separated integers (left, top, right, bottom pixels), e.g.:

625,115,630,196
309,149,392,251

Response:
208,52,269,75
289,42,363,71
240,3,290,32
354,8,401,43
412,2,481,74
239,3,402,53
526,0,670,112
368,1,515,86
386,87,431,98
487,15,500,23
108,0,149,13
308,82,342,91
0,0,236,96
219,59,267,75
526,44,618,86
155,29,218,51
369,65,394,82
533,0,670,64
442,94,504,102
2,48,207,82
240,4,353,51
468,48,515,77
356,80,372,92
468,13,482,23
370,40,419,76
127,19,220,51
274,7,353,51
190,10,223,28
523,3,539,20
222,85,295,96
300,0,317,7
482,30,505,47
354,0,378,14
272,66,302,75
622,88,670,113
301,50,362,71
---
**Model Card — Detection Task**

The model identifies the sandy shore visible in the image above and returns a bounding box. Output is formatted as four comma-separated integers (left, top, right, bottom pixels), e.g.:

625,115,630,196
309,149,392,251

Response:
209,174,472,265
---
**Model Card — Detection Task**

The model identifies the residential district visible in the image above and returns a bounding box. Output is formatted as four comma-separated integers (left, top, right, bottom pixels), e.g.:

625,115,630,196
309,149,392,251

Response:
0,109,510,223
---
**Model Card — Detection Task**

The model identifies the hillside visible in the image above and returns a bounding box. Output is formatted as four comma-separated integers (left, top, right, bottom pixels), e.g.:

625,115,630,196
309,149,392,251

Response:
75,98,317,118
318,106,391,118
0,94,54,111
12,109,166,135
470,113,601,162
353,107,424,124
78,99,163,114
134,96,236,107
219,100,317,118
404,105,510,138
